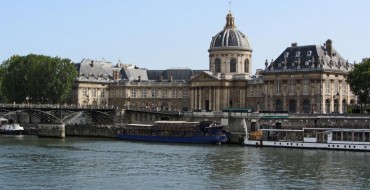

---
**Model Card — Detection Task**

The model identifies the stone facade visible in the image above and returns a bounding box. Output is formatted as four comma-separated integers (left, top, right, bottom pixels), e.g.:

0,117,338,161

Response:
72,59,122,107
262,40,357,113
72,11,357,114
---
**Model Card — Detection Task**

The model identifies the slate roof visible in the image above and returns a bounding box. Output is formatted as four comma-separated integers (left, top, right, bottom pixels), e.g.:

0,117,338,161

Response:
146,69,205,82
263,41,353,73
121,67,148,81
75,59,120,82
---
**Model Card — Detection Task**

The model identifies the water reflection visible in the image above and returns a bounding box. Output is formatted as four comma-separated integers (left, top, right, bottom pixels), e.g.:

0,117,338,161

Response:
0,136,369,189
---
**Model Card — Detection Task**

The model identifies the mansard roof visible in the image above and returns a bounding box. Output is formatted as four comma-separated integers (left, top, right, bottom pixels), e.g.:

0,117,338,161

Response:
75,59,120,82
263,40,353,74
121,67,148,81
146,68,205,82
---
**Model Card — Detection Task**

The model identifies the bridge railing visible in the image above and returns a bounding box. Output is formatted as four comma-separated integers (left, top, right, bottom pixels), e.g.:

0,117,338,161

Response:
0,103,115,110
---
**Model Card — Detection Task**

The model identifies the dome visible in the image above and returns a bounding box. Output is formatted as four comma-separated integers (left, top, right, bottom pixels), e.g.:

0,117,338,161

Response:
209,12,252,51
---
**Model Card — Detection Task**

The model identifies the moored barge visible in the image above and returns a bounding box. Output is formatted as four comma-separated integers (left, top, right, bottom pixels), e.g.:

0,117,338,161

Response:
117,121,228,144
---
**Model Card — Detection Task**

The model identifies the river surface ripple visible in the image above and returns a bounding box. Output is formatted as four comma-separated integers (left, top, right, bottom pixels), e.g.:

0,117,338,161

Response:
0,135,369,190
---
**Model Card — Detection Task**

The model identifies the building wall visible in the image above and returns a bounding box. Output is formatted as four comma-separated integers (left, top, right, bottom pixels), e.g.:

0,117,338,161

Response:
74,82,110,107
109,80,190,111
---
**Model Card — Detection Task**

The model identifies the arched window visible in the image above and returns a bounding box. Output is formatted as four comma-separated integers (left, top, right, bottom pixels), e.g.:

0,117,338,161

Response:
342,99,347,113
325,99,330,114
244,59,249,73
215,58,221,73
275,99,283,111
303,100,310,113
230,58,237,72
289,100,296,113
334,99,339,113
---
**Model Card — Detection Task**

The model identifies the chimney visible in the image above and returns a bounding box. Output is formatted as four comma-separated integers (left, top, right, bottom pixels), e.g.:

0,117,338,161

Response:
160,76,163,82
90,60,94,67
291,42,297,47
169,76,173,82
326,39,332,57
138,76,141,82
113,70,120,80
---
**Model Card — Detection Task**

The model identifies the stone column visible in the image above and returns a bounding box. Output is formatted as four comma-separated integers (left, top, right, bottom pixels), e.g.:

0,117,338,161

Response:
199,87,202,110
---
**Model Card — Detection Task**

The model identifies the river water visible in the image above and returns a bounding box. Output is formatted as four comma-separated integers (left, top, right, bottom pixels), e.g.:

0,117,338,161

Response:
0,135,369,190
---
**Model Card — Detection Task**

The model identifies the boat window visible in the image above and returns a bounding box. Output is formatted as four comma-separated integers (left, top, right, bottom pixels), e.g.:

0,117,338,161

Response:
365,132,370,142
343,132,352,141
354,132,362,142
332,131,341,141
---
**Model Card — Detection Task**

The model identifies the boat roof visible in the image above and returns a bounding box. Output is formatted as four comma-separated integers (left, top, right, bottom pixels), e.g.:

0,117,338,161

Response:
126,124,154,127
261,128,370,132
303,128,370,132
154,121,199,124
261,129,303,132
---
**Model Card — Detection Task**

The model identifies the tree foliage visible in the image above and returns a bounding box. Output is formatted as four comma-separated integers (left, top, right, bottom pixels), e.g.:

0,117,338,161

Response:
347,58,370,107
0,64,6,102
1,54,78,104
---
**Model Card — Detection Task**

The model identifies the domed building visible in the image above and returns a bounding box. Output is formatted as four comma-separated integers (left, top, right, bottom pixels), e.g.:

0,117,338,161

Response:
189,11,259,111
208,11,253,77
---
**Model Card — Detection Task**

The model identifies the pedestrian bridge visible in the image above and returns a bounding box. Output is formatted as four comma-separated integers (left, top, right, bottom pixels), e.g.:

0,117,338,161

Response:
0,104,116,124
0,104,183,125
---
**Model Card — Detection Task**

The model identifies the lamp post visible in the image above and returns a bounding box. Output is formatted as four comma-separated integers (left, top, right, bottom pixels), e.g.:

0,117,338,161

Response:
26,96,30,108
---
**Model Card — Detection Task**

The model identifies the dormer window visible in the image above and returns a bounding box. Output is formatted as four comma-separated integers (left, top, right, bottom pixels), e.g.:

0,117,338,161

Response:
307,50,312,57
284,52,289,58
295,51,301,58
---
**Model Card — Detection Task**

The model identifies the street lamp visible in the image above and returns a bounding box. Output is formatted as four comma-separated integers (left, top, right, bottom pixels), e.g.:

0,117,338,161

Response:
26,96,29,108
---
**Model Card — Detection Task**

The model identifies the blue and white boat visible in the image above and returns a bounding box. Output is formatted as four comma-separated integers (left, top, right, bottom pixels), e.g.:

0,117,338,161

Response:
0,118,24,135
117,121,228,144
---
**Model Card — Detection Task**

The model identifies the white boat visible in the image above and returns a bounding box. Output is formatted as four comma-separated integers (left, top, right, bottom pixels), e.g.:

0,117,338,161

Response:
242,119,370,151
0,118,24,135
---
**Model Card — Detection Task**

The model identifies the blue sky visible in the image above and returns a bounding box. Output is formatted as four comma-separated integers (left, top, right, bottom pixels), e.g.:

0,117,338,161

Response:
1,0,369,73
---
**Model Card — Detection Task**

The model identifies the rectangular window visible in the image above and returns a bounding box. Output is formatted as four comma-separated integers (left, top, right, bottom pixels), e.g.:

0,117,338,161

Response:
183,89,188,98
131,89,136,98
289,80,296,94
276,81,281,94
141,89,147,98
152,89,158,98
121,89,124,97
100,89,105,98
250,87,254,97
173,89,178,98
254,87,258,97
92,88,96,97
162,89,168,98
303,80,309,95
82,88,88,97
334,80,339,94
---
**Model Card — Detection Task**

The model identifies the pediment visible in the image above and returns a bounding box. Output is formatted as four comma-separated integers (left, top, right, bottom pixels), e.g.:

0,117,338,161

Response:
190,72,219,82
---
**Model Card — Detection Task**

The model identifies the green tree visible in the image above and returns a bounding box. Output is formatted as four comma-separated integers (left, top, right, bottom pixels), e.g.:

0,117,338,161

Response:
0,64,6,102
1,54,78,104
346,58,370,113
